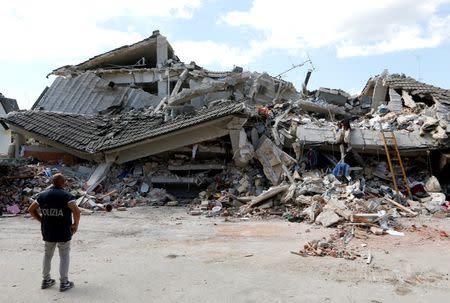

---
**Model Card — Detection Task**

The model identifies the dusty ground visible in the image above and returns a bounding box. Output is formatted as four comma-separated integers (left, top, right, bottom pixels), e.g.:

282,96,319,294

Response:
1,207,449,303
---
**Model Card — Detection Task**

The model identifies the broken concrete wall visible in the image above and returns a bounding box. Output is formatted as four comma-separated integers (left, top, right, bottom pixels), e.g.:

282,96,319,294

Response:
371,70,388,110
387,89,403,112
229,128,254,167
247,73,298,105
166,70,297,111
168,72,252,107
296,99,350,119
188,78,234,108
296,125,440,152
248,73,278,104
156,33,169,67
255,136,295,185
315,87,350,106
97,67,186,99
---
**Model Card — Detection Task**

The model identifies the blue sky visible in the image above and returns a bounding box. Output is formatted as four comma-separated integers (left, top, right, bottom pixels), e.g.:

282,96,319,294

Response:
1,0,450,109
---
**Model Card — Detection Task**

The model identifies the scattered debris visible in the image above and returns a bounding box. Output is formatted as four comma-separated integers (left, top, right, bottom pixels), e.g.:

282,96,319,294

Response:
294,228,361,260
386,230,405,237
0,33,448,253
315,210,341,227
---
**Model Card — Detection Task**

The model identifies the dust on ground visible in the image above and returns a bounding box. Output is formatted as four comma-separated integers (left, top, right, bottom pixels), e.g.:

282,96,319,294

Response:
1,207,449,303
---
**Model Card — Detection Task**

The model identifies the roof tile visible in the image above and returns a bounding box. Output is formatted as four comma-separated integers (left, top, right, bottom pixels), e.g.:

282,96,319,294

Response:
4,102,245,154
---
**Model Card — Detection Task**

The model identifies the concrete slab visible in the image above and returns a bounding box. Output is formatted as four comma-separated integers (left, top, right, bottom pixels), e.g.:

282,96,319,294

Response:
296,125,440,153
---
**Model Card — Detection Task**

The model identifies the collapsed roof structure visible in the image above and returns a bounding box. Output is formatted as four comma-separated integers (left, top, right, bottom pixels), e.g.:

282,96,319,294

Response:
6,102,246,163
1,30,449,209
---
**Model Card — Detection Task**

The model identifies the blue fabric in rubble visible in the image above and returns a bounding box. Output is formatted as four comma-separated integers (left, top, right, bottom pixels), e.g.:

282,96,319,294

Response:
333,162,350,177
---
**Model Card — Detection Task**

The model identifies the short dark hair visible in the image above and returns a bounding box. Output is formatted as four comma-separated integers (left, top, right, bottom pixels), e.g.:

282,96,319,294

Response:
52,173,65,186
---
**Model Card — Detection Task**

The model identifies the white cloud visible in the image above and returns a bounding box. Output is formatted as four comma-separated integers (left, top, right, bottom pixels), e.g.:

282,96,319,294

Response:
336,24,444,57
173,40,268,69
0,0,201,62
173,33,310,70
219,0,450,58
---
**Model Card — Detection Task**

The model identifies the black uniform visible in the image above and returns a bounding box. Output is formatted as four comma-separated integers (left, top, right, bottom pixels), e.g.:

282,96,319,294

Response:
37,188,75,242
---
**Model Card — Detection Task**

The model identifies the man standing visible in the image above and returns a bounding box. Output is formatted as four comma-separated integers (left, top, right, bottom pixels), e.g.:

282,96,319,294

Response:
28,173,81,292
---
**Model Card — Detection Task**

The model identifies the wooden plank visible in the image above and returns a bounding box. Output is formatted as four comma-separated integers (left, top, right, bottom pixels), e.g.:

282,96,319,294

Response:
385,197,418,216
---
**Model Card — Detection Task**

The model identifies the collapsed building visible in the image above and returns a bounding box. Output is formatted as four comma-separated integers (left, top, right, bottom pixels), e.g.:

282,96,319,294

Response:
0,93,19,155
1,31,449,227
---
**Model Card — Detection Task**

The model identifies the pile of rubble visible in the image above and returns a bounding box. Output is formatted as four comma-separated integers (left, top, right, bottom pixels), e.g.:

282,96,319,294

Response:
1,31,449,230
0,159,90,215
293,227,363,261
187,156,449,224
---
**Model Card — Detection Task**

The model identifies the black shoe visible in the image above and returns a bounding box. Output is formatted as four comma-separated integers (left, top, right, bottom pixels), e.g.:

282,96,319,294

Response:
41,279,55,289
59,281,74,292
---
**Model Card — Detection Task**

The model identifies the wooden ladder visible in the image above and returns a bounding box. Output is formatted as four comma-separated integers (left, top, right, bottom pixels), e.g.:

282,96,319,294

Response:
380,131,412,200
